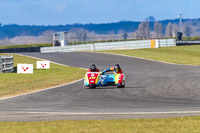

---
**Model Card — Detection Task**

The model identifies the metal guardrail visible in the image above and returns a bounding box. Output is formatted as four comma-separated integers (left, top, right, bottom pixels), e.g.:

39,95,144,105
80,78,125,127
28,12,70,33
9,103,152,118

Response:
0,55,14,73
159,39,176,47
176,41,200,44
176,40,200,46
41,39,176,53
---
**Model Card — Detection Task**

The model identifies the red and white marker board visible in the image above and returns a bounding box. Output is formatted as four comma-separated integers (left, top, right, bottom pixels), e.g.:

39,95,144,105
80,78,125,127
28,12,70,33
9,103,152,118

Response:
36,61,50,69
17,64,33,74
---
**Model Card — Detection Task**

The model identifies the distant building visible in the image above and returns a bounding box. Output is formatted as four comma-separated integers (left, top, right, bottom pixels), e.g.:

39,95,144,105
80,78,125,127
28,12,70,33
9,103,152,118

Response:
53,31,68,46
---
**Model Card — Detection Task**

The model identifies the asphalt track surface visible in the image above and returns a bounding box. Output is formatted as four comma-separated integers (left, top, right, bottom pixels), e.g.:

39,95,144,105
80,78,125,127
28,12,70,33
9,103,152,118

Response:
1,52,200,121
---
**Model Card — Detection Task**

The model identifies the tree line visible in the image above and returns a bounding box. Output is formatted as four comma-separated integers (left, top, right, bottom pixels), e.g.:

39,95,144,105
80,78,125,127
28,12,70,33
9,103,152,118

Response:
0,18,199,42
136,21,192,39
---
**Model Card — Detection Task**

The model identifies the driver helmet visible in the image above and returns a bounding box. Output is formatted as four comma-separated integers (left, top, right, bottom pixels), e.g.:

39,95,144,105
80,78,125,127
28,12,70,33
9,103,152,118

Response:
114,64,121,73
89,63,97,71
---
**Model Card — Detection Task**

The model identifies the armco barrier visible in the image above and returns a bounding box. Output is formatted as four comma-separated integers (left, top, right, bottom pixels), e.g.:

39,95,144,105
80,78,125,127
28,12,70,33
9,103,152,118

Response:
159,39,176,47
0,47,42,53
0,55,14,73
176,41,200,46
41,39,176,53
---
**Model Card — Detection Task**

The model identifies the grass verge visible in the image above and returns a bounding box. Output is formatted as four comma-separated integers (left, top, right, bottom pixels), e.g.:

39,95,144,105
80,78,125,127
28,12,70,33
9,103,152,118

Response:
98,45,200,65
0,43,52,49
0,54,86,98
1,116,200,133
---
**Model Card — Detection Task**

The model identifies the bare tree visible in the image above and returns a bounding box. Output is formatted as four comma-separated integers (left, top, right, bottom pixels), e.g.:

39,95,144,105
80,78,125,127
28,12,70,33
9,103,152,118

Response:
138,22,150,39
154,22,163,38
8,30,53,45
183,25,192,37
172,24,179,37
75,28,88,42
0,38,12,45
165,22,173,37
134,31,140,39
122,33,128,40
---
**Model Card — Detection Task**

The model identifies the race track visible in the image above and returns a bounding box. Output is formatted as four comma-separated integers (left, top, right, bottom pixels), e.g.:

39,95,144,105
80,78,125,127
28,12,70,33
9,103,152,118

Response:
1,52,200,121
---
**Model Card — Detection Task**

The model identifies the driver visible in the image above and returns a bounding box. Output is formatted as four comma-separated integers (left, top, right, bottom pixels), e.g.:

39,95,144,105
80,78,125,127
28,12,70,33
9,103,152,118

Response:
88,63,100,72
102,64,123,74
99,64,123,85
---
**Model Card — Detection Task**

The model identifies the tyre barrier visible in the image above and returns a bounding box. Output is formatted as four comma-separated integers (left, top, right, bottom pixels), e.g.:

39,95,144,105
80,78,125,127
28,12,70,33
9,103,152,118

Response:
0,55,14,73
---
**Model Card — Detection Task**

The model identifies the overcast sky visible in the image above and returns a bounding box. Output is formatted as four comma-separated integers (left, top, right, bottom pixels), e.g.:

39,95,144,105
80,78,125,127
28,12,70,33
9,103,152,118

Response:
0,0,199,25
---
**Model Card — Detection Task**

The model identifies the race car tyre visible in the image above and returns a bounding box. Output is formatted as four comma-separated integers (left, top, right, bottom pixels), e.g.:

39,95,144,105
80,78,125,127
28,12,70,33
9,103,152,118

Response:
89,85,96,89
117,85,125,88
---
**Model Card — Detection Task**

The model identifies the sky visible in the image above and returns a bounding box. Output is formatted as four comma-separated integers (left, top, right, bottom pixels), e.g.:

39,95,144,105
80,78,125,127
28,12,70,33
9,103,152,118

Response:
0,0,200,25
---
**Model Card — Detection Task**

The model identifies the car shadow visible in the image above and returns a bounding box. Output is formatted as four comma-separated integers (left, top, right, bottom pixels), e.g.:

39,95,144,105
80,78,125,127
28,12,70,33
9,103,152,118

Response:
86,86,118,90
85,86,145,90
123,86,145,89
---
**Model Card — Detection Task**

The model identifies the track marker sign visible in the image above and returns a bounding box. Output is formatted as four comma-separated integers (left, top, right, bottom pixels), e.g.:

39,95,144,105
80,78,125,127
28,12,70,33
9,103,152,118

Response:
17,64,33,74
36,61,50,69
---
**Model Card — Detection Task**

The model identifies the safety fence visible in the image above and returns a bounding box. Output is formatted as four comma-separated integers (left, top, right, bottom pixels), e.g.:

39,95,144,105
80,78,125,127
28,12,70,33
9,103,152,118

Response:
0,55,14,73
158,39,176,47
176,40,200,46
0,47,41,53
41,39,176,53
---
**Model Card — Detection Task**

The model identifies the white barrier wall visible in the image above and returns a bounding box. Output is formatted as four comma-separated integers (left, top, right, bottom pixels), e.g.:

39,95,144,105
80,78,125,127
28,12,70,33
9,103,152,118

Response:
159,39,176,47
41,39,176,53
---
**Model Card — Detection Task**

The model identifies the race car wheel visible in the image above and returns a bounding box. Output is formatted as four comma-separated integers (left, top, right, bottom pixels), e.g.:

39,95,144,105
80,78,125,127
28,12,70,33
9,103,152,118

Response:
89,85,96,89
117,85,125,88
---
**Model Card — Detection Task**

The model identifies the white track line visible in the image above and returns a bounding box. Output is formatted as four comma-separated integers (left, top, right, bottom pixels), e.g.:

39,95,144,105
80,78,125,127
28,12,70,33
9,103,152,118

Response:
95,52,199,67
17,111,200,115
0,53,87,101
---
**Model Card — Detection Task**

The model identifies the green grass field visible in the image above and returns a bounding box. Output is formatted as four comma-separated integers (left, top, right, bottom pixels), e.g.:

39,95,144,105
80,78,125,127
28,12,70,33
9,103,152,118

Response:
0,54,86,98
0,43,52,49
99,45,200,65
1,116,200,133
